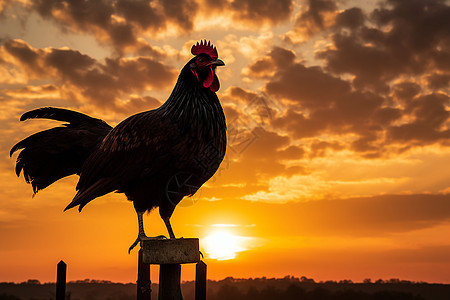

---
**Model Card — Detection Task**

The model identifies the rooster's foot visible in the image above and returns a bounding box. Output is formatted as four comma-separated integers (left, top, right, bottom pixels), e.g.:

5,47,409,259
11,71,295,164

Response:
128,234,167,253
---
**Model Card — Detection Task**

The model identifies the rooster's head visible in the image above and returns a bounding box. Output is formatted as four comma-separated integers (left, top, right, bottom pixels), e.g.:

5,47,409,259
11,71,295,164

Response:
188,40,225,92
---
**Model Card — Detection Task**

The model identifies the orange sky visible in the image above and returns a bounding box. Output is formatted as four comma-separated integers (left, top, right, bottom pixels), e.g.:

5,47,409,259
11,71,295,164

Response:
1,0,450,284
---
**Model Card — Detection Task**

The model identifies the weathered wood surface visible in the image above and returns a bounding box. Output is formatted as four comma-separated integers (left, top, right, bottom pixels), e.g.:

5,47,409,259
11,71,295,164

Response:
159,264,181,300
141,238,200,265
195,261,207,300
137,249,151,300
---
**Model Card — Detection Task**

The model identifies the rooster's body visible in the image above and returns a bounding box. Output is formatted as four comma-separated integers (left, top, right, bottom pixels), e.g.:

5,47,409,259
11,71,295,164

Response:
11,41,226,252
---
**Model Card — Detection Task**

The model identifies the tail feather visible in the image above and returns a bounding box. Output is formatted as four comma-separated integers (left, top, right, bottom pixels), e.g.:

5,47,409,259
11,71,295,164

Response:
64,178,117,212
11,107,112,194
20,107,107,126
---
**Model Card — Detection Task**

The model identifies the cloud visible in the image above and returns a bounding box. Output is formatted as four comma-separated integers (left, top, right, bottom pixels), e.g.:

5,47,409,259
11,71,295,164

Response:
230,0,293,25
309,140,344,158
284,0,338,44
244,0,450,157
387,93,450,146
250,48,392,156
334,7,365,29
1,84,59,100
1,39,176,114
317,0,450,91
6,0,294,53
28,0,199,52
0,0,11,16
427,73,450,90
265,61,351,110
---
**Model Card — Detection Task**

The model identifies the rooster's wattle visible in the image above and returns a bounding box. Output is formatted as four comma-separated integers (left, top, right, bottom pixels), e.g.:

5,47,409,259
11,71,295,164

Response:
10,40,227,252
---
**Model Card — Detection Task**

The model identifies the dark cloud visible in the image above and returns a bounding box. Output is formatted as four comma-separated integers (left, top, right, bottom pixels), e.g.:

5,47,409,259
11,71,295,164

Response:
230,0,293,25
298,0,337,28
30,0,199,52
427,73,450,90
318,0,450,91
2,39,176,112
371,0,450,54
0,1,9,16
246,47,295,79
115,0,164,30
387,93,450,146
244,0,450,156
284,0,338,43
393,81,422,101
263,42,448,154
33,0,139,51
161,0,198,31
318,32,408,92
200,0,294,25
3,39,43,73
22,0,295,52
334,7,365,29
266,63,351,109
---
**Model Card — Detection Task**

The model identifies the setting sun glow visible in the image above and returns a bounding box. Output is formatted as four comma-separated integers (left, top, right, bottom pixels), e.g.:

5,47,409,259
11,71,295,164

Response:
202,229,247,261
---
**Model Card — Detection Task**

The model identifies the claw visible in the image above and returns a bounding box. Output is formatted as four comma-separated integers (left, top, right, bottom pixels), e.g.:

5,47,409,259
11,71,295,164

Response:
128,234,168,254
128,237,141,254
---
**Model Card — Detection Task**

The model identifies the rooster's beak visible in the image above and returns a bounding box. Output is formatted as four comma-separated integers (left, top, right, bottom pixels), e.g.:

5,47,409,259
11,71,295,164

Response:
207,59,225,67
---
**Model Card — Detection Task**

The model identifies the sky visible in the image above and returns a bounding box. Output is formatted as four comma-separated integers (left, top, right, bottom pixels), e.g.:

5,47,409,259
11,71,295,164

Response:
0,0,449,284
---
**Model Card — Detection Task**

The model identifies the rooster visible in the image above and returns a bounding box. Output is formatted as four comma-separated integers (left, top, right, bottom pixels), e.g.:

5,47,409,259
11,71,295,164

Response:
10,40,227,252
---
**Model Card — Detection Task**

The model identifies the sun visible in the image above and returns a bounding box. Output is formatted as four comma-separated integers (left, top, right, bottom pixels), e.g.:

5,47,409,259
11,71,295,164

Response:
202,229,247,260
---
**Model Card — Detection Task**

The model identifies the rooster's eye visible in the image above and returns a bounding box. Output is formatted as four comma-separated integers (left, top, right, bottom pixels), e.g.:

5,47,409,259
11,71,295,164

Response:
198,58,204,63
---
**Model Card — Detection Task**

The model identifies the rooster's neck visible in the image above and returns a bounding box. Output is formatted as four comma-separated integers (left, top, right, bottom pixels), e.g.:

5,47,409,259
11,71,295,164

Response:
161,70,225,131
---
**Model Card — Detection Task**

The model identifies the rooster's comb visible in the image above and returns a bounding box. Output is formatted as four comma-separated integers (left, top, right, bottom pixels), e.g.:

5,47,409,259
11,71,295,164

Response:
191,40,218,60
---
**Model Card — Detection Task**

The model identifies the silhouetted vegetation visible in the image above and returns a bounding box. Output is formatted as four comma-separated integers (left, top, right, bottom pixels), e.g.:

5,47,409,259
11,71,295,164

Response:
1,276,449,300
0,293,21,300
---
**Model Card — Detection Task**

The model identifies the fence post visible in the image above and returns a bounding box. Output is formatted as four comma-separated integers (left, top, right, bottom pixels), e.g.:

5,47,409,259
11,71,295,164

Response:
140,238,201,300
56,260,66,300
159,264,181,300
195,261,207,300
137,249,151,300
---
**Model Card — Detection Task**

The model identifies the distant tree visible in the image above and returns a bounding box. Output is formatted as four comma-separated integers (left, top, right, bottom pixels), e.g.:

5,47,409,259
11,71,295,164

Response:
300,276,316,283
339,279,353,284
0,294,20,300
310,287,331,299
245,286,260,299
388,278,401,284
335,289,372,300
26,279,41,285
374,291,425,300
215,284,244,300
284,284,305,300
259,285,281,300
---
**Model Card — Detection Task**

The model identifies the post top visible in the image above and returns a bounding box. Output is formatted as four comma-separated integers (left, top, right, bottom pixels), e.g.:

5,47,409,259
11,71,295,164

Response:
141,238,200,265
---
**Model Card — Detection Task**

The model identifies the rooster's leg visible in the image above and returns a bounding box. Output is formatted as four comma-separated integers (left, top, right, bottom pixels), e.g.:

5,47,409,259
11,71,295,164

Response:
128,211,166,253
163,217,176,239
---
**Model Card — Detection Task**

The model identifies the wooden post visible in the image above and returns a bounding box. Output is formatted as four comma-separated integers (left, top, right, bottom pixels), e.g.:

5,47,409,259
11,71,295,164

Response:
159,264,181,300
137,249,151,300
140,239,201,300
195,261,207,300
56,260,66,300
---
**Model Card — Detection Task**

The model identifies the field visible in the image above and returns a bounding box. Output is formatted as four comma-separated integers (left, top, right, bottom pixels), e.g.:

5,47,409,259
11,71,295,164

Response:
1,276,450,300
